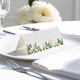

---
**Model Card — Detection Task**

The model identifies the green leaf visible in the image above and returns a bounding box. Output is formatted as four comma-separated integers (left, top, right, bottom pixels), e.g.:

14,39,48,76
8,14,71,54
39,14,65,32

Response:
57,38,60,43
57,38,63,45
28,0,38,6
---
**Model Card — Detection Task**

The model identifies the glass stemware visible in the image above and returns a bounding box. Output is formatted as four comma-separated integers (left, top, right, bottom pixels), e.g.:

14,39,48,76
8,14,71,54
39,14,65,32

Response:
0,0,10,37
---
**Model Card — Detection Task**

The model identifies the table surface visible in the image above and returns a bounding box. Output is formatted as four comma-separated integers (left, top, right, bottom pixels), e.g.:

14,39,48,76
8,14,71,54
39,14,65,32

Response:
0,21,80,80
4,21,80,36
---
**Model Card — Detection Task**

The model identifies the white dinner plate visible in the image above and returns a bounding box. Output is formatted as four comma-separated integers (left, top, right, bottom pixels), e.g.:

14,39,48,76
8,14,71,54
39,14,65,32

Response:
0,33,80,61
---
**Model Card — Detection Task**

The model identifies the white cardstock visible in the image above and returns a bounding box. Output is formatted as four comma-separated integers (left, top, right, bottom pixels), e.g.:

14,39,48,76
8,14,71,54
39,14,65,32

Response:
0,26,63,56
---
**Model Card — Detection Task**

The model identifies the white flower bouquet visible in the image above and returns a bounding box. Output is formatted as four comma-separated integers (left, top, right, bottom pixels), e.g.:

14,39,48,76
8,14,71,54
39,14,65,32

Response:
16,0,62,25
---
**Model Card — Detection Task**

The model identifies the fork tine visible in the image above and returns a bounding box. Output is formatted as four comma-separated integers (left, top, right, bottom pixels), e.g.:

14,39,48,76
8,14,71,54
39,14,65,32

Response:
6,59,20,69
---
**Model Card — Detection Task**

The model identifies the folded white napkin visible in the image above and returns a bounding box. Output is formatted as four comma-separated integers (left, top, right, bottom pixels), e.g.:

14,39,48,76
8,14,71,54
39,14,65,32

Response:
32,46,80,80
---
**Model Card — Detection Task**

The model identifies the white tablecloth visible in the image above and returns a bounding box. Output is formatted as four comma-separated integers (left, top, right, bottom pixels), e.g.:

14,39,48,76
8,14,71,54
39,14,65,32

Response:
0,21,80,80
4,21,80,36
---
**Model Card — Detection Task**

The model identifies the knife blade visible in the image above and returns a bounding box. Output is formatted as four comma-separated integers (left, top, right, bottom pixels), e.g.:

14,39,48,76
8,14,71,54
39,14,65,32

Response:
3,30,16,35
22,26,40,31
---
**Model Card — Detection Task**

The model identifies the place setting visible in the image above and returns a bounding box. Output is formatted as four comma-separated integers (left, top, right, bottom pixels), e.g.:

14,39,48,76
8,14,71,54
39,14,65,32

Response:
0,22,80,79
1,25,80,60
0,0,80,80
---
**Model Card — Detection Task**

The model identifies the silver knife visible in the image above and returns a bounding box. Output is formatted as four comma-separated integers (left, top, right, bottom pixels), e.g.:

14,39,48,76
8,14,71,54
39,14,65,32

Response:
3,30,16,35
22,26,40,31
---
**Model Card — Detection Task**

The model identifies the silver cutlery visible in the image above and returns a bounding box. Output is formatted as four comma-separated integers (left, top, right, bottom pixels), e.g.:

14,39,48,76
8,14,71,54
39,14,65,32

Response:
6,59,47,80
22,26,40,31
3,30,16,35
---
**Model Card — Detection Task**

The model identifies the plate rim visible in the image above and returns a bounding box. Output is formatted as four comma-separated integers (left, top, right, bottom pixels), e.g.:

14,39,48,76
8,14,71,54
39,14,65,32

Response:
0,33,80,61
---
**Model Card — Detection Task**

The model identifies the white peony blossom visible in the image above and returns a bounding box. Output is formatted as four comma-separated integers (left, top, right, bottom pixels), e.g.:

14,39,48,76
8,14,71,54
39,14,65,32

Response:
16,1,62,25
16,5,33,25
31,1,62,22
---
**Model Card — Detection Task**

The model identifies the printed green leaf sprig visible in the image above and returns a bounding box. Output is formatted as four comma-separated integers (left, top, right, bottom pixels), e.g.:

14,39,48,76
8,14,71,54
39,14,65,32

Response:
57,38,63,45
28,0,39,6
26,38,63,55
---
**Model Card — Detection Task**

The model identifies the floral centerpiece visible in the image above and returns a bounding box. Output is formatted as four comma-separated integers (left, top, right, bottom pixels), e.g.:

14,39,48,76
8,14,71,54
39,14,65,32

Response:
16,0,62,25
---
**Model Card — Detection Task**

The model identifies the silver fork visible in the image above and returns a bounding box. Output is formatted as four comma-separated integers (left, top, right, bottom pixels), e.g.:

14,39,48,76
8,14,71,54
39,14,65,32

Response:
6,59,47,80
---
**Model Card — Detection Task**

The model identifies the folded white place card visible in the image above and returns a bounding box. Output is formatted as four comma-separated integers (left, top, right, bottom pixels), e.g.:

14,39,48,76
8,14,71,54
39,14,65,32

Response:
0,35,27,55
32,46,80,80
0,26,63,56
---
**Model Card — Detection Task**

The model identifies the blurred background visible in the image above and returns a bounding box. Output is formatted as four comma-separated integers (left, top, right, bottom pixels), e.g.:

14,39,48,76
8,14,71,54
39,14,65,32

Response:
3,0,80,27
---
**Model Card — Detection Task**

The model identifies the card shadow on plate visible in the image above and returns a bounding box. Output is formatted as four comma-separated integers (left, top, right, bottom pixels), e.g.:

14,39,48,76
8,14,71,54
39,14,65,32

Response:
7,51,27,56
